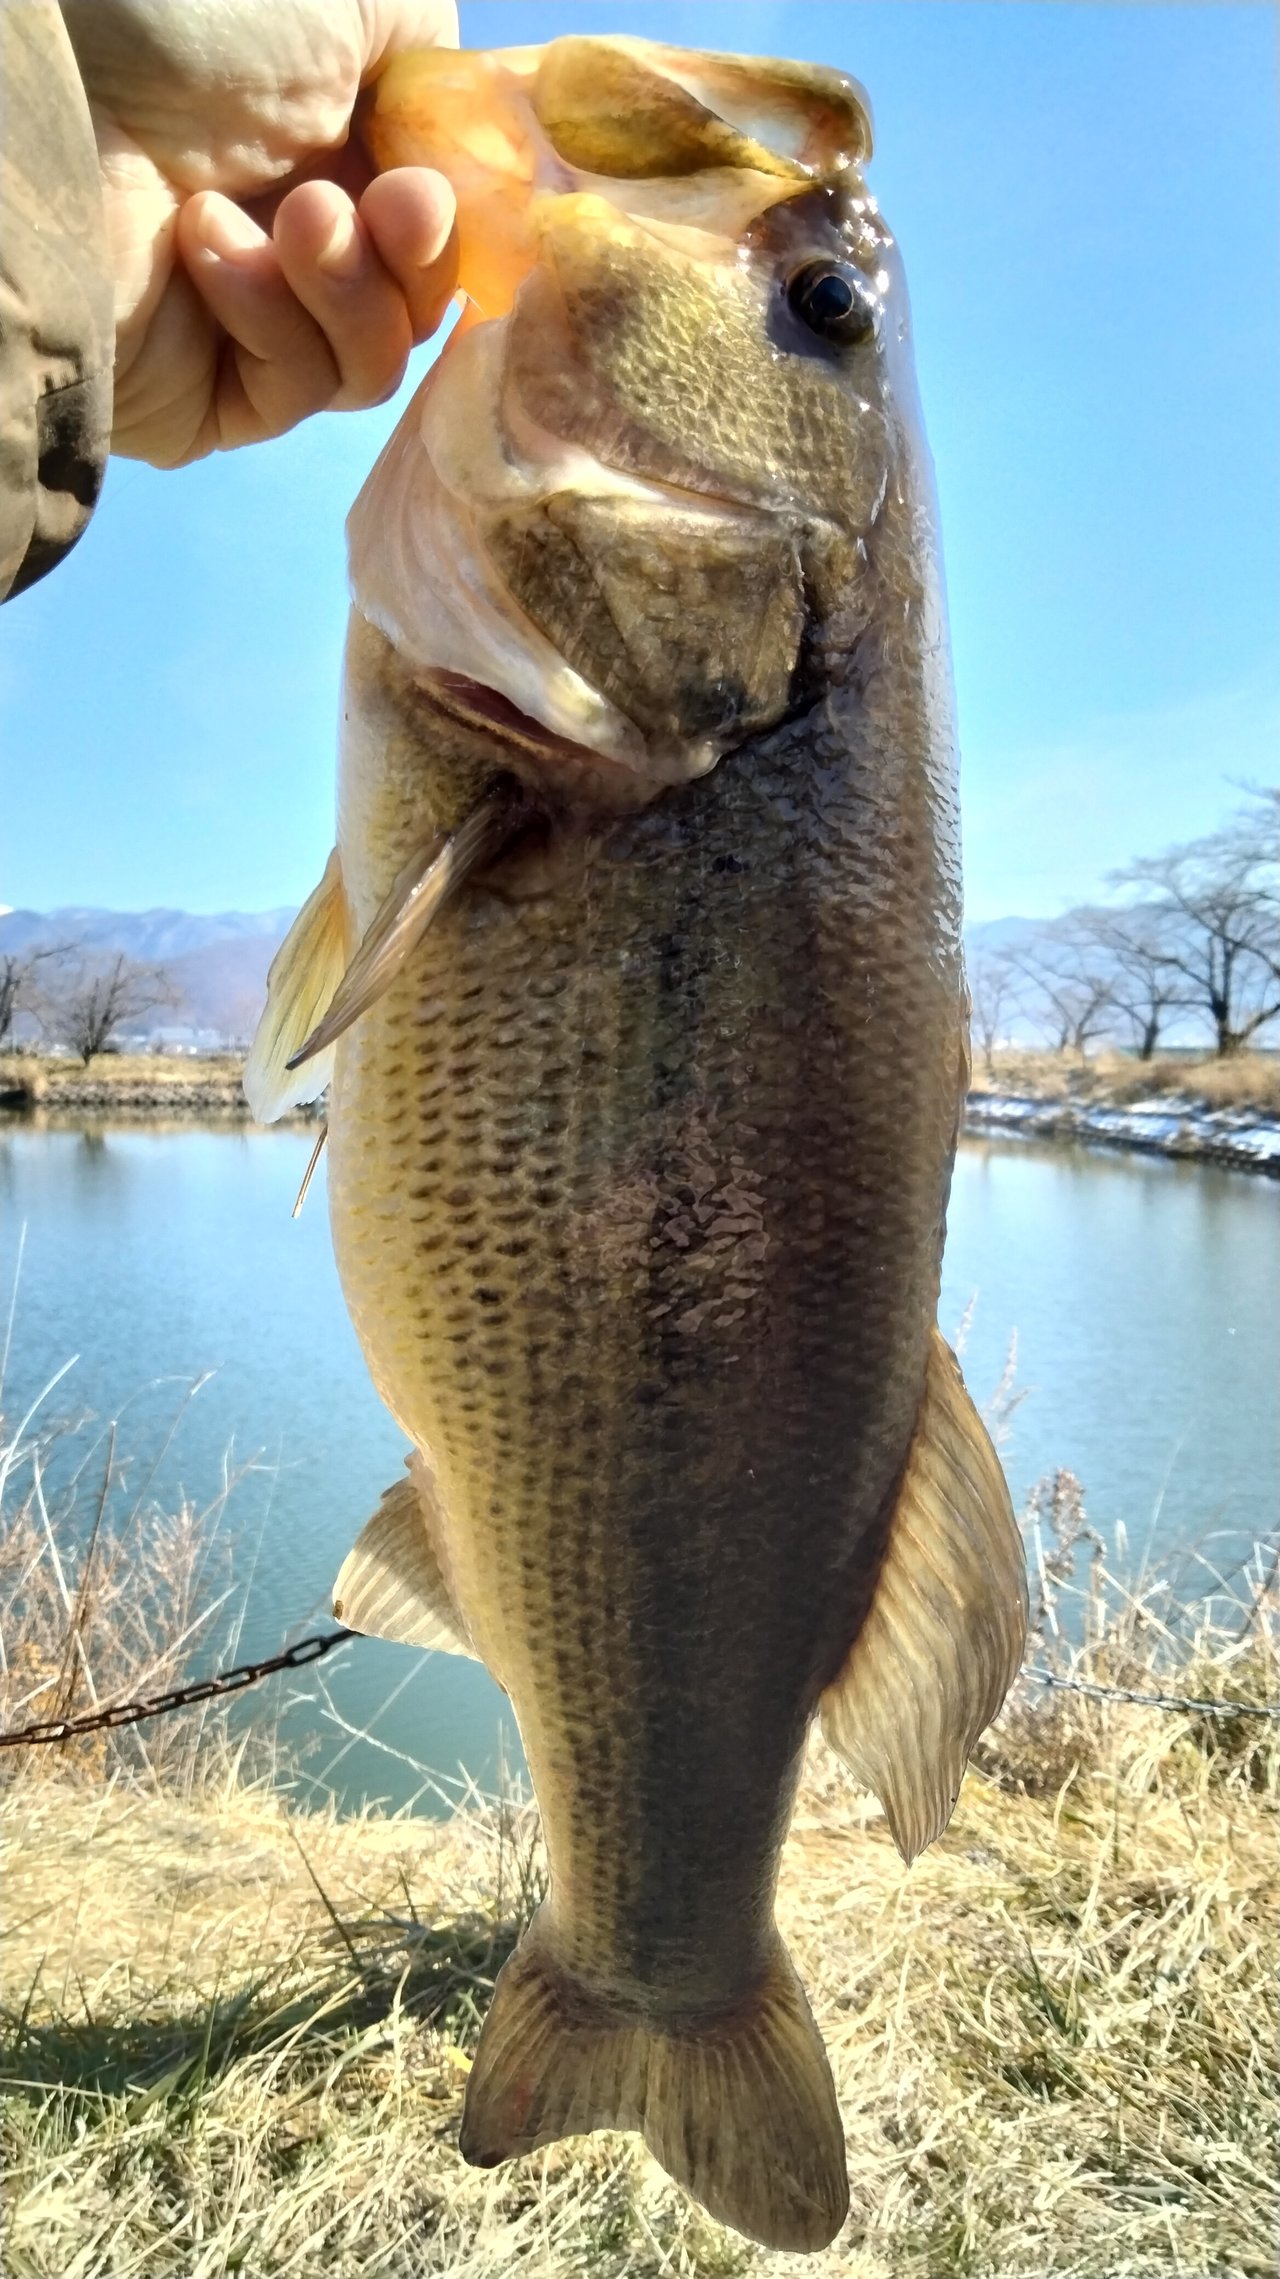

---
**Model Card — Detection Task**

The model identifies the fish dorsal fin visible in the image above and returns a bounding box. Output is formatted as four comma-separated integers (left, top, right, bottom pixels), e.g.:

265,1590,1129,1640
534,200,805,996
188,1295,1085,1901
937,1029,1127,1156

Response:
243,851,348,1121
820,1326,1028,1863
286,783,524,1074
332,1459,474,1657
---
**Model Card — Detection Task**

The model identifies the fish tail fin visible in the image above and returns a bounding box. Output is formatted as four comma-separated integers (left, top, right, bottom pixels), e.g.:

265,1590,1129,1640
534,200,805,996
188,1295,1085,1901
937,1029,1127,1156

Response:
459,1906,848,2252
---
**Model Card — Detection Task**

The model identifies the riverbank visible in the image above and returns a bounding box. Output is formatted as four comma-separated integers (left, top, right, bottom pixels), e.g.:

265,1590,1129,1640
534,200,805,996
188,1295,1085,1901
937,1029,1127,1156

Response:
0,1050,252,1117
4,1685,1277,2277
0,1051,325,1122
2,1561,1276,2277
964,1049,1280,1177
7,1049,1278,1177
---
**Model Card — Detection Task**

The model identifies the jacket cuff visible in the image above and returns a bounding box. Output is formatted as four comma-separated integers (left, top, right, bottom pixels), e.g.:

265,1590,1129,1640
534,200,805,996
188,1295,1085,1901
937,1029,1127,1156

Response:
0,0,113,601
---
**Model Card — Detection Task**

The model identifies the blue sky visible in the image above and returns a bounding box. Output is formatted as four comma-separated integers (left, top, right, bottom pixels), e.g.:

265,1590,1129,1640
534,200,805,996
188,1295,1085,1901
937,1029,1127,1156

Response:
1,1,1276,923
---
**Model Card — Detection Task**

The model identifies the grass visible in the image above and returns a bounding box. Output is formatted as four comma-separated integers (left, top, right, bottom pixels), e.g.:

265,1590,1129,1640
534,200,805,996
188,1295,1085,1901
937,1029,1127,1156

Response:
1,1403,1276,2276
974,1046,1280,1119
0,1051,253,1115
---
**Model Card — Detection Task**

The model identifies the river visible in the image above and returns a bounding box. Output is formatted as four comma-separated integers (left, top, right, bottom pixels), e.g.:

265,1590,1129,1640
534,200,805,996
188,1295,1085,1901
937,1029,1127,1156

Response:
1,1119,1275,1810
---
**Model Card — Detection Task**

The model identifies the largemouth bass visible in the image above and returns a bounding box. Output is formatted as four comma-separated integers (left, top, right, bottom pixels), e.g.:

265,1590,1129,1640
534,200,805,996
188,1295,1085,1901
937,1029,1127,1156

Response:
247,37,1027,2253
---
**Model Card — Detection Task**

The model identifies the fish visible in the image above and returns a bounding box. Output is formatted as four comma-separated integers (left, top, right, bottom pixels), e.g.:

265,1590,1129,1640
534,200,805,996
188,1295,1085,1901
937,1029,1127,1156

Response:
245,35,1028,2254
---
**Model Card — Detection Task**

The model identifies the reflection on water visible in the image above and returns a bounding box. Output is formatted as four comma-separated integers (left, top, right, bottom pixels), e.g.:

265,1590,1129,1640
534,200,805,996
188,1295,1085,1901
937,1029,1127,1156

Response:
1,1119,1275,1811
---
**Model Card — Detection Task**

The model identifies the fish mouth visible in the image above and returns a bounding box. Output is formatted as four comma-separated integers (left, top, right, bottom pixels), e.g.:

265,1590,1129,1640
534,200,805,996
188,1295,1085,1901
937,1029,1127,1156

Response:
349,39,879,799
417,669,659,813
348,294,830,799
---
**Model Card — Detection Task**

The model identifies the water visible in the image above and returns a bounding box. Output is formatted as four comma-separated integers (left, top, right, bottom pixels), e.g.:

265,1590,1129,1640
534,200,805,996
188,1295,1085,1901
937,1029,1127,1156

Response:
2,1119,1275,1810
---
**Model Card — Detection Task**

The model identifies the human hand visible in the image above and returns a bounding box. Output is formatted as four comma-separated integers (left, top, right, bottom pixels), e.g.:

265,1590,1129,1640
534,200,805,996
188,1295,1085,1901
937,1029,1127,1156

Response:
60,0,459,466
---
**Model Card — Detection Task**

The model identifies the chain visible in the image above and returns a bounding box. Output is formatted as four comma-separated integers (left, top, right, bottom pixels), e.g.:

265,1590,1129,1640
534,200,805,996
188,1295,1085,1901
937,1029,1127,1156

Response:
1026,1665,1279,1721
1,1632,1274,1750
0,1628,354,1749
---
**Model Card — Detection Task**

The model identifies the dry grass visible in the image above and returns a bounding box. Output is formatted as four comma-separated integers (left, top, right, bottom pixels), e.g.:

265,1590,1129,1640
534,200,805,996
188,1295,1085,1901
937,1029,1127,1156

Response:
0,1371,266,1793
977,1046,1280,1118
1,1406,1276,2276
0,1051,252,1115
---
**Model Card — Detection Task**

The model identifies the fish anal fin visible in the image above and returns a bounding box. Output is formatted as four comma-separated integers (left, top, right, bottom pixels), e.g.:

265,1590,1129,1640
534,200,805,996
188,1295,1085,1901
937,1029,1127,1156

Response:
243,851,348,1121
821,1326,1028,1863
460,1908,848,2253
333,1455,474,1657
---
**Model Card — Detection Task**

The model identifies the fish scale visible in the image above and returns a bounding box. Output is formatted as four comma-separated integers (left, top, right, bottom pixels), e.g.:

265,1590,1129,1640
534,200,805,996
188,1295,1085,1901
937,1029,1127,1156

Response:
327,613,959,2011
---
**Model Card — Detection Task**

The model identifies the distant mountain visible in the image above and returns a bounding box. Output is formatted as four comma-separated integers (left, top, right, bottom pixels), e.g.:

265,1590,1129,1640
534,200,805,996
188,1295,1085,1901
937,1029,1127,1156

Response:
0,905,295,964
162,933,291,1045
0,905,294,1047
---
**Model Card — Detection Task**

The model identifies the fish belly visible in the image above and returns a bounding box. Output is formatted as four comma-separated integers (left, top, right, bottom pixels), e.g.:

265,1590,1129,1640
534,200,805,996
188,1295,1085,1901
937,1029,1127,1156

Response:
326,650,963,2019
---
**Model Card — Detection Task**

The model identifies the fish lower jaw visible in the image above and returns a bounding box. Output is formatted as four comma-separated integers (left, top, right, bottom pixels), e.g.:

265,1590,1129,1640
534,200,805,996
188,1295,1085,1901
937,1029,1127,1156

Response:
402,664,722,821
350,539,722,811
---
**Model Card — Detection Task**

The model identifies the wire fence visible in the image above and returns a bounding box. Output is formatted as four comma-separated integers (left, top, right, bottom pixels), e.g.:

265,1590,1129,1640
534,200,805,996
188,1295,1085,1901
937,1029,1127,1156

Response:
0,1631,1275,1751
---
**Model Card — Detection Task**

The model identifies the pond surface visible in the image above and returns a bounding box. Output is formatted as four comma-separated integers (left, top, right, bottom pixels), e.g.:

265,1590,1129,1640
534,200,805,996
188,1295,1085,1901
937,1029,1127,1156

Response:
1,1119,1275,1810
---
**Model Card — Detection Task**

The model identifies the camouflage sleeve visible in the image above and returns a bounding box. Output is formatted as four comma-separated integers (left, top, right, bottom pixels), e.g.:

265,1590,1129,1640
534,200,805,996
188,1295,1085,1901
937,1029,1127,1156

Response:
0,0,112,602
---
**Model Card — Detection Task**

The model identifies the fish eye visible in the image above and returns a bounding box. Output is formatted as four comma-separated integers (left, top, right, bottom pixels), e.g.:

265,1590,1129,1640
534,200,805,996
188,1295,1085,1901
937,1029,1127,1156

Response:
785,259,878,347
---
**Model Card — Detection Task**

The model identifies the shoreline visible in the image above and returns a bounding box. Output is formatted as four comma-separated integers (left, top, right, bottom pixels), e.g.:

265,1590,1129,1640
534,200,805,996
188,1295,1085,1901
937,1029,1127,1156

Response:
5,1054,1280,1178
0,1053,317,1123
964,1090,1280,1178
0,1052,251,1117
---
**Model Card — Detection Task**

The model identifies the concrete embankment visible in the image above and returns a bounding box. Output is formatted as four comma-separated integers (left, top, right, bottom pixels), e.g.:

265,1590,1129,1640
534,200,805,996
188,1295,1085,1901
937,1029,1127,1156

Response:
0,1054,315,1120
965,1089,1280,1177
1,1073,250,1115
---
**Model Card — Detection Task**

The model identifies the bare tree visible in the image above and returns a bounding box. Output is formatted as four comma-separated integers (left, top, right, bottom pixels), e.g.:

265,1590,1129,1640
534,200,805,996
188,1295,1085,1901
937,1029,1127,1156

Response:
39,952,182,1064
1239,783,1280,864
968,945,1019,1078
1009,916,1118,1056
1230,785,1280,997
1,955,30,1050
1110,818,1280,1056
1069,902,1194,1061
0,943,72,1050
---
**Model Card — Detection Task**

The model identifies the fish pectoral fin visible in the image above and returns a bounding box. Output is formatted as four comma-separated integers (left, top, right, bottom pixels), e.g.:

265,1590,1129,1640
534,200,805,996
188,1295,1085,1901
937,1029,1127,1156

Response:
332,1459,475,1657
460,1908,848,2254
242,850,348,1121
285,781,524,1074
821,1325,1029,1864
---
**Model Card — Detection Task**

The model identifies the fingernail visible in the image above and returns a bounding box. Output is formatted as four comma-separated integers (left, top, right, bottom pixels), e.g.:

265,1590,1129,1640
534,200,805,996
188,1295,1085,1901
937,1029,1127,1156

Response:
363,166,457,271
418,171,457,267
316,206,362,282
198,198,267,260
